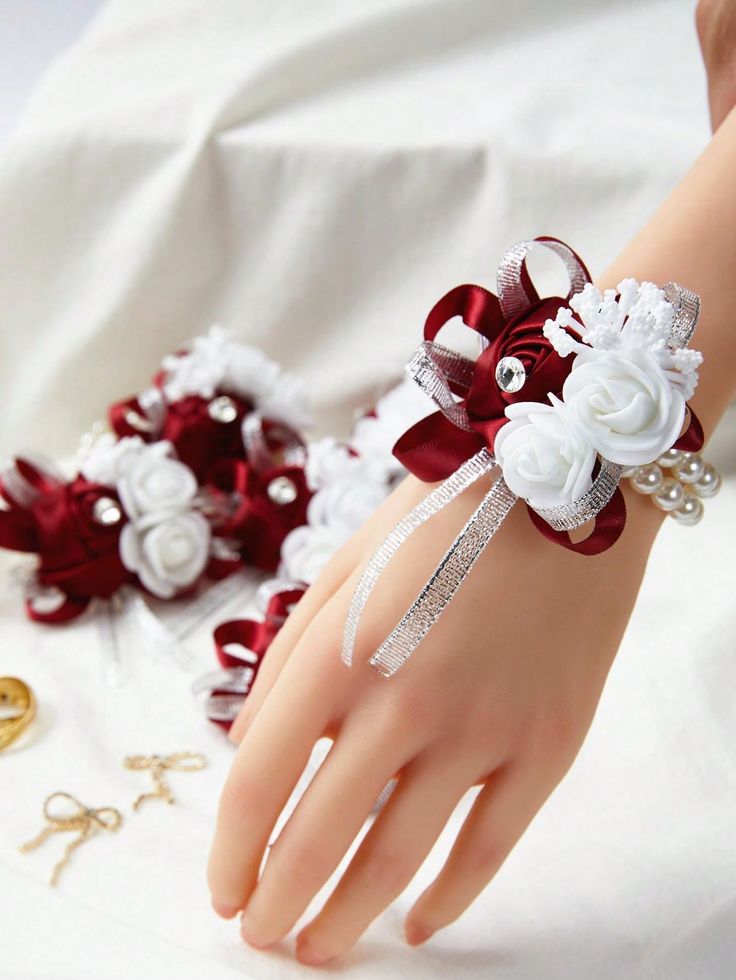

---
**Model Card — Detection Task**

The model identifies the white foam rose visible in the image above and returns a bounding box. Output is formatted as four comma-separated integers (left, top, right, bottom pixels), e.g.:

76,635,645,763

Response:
120,510,210,599
279,524,349,585
116,442,198,519
307,478,388,535
495,398,596,509
305,437,386,491
562,347,685,466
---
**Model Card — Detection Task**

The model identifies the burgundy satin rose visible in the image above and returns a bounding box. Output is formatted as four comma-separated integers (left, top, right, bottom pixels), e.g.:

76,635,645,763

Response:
465,296,576,450
160,394,251,480
393,284,584,482
208,460,311,574
33,478,130,600
0,465,132,615
109,389,252,480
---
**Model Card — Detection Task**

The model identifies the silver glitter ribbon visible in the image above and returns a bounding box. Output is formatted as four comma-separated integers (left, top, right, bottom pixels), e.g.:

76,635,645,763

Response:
342,243,700,677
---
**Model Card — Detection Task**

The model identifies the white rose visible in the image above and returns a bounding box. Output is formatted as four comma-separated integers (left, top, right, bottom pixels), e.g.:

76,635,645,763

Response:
495,399,596,509
79,435,146,486
305,437,385,491
307,478,388,535
116,443,198,519
279,524,349,585
120,510,210,599
562,347,685,466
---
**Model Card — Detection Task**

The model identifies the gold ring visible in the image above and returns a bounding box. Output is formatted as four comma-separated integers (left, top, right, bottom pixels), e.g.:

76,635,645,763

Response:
0,677,36,750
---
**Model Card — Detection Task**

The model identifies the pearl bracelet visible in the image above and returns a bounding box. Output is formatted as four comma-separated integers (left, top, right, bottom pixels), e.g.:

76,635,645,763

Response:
623,449,721,525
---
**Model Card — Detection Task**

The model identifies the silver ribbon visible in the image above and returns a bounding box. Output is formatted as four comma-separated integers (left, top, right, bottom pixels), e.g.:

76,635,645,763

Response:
123,386,166,435
342,243,701,678
241,412,307,471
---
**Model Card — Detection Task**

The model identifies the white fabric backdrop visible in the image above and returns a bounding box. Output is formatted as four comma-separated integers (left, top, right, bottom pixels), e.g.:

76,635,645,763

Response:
1,1,735,978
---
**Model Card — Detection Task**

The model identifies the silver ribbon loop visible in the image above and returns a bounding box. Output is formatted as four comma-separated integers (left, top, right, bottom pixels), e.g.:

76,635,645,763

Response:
497,239,590,319
405,342,475,431
663,282,700,349
241,411,307,471
123,386,166,435
531,459,623,532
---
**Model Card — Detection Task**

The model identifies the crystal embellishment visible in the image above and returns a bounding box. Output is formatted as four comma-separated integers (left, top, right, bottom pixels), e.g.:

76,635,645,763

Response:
267,476,298,506
92,497,122,526
207,395,238,424
495,356,527,393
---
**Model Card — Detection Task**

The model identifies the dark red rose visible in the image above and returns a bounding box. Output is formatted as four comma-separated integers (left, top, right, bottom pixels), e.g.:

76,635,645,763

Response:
208,460,311,574
464,296,576,450
10,473,131,600
160,393,251,480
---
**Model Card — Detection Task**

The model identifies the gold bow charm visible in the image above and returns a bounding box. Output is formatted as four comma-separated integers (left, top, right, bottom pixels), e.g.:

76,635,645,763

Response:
20,792,122,886
124,752,207,810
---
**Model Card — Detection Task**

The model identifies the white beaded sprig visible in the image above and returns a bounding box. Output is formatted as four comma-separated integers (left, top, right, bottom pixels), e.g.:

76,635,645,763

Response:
623,449,721,525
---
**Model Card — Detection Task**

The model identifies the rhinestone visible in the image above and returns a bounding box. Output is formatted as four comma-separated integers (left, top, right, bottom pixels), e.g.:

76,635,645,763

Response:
656,447,684,468
92,497,122,526
495,356,526,393
267,476,298,506
652,478,685,512
673,453,704,484
207,395,238,424
672,492,703,526
693,462,721,499
631,463,663,495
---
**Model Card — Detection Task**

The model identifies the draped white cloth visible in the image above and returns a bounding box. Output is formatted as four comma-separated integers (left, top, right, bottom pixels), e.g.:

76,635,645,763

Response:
1,1,735,978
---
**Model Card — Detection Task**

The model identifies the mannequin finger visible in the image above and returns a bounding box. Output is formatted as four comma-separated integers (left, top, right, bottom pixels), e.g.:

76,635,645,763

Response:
208,612,347,916
239,714,423,949
295,753,476,965
404,763,549,944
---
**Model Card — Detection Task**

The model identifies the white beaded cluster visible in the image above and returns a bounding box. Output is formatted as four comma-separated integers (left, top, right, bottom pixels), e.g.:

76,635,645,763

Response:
623,449,721,526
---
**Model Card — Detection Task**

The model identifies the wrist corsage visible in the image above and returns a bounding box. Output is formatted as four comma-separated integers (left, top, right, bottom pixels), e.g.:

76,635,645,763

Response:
0,328,314,622
342,237,706,677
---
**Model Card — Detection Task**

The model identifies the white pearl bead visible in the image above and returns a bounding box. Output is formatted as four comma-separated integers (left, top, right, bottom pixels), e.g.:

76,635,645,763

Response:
631,463,663,495
620,466,638,479
672,453,704,484
652,478,685,512
672,492,704,526
656,447,684,468
693,463,721,499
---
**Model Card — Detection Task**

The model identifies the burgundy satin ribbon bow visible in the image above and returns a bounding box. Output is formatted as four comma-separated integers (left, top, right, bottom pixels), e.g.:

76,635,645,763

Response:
205,585,306,730
0,458,131,623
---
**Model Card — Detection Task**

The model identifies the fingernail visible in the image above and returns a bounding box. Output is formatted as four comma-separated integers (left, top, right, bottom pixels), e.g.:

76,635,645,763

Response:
212,898,239,920
240,912,271,949
405,921,434,946
296,936,333,967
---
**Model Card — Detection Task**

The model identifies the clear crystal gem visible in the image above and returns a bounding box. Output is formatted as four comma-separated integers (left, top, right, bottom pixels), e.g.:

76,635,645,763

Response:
92,496,122,526
267,476,298,506
207,395,238,424
495,356,526,393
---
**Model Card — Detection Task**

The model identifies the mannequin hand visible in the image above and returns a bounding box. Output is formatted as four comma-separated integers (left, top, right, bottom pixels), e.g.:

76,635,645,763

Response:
207,473,660,965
